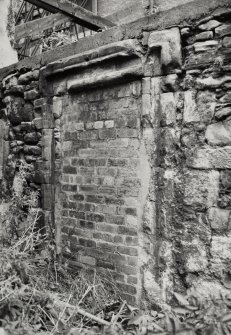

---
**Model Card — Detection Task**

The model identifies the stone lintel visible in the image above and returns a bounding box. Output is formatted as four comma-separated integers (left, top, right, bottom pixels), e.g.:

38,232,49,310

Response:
45,40,142,77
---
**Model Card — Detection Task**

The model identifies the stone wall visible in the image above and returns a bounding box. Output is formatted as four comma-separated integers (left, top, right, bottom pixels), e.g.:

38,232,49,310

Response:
0,0,231,307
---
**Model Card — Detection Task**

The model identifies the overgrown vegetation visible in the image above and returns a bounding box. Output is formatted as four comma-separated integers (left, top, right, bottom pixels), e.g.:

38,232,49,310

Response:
1,160,231,335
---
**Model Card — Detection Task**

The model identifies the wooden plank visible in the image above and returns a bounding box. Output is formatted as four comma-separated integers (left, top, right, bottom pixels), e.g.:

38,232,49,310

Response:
15,13,72,40
25,0,116,31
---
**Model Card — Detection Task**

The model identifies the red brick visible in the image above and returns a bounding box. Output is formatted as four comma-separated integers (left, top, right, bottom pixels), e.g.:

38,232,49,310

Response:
86,194,105,204
97,260,115,270
97,167,117,177
93,232,114,243
62,210,68,217
63,166,77,174
86,212,105,222
99,128,116,139
79,238,96,248
117,226,137,236
77,203,95,212
63,201,77,210
108,158,128,167
127,276,138,285
125,236,139,246
95,223,117,233
79,130,98,141
127,256,138,267
97,241,116,252
117,128,138,138
116,265,137,276
79,220,95,230
62,184,77,192
117,283,137,295
105,196,124,205
114,235,123,244
125,208,137,216
105,215,125,225
117,246,138,256
111,272,125,283
69,211,85,219
69,194,85,202
98,186,116,195
79,185,97,193
120,293,137,305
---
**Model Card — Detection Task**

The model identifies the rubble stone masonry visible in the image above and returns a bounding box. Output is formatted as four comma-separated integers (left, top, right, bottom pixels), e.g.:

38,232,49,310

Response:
0,0,231,307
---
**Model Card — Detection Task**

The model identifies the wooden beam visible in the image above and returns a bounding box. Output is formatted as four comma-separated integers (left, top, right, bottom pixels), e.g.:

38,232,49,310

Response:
24,0,116,31
15,13,72,40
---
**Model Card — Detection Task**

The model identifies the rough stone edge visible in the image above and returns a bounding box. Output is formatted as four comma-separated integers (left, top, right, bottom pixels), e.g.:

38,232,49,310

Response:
0,0,230,81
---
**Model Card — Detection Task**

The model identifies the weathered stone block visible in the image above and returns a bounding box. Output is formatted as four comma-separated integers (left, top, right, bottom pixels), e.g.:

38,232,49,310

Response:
215,106,231,120
187,147,231,169
196,90,216,124
24,132,40,144
52,96,63,119
105,120,114,128
223,36,231,48
208,207,230,233
206,120,231,146
198,20,221,31
193,40,218,52
195,31,213,41
182,239,208,273
24,89,39,101
184,170,219,210
160,92,176,126
211,235,231,262
183,90,200,124
215,24,231,38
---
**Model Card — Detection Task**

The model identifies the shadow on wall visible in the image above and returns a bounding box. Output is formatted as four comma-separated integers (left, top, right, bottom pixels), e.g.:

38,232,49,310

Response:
0,0,18,68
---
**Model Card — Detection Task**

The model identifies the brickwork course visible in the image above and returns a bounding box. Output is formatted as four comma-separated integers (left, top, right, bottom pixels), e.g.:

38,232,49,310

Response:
0,0,231,307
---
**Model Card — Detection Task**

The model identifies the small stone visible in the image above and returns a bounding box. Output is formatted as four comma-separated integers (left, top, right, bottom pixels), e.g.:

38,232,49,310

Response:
33,118,43,130
53,97,63,119
206,120,231,146
220,92,231,103
21,122,33,132
196,90,216,124
24,145,42,156
199,20,221,31
24,132,40,144
5,96,25,125
184,170,219,210
195,31,213,41
187,147,231,169
75,122,84,131
215,24,231,38
105,120,114,129
194,40,218,52
181,27,190,37
196,76,231,89
215,106,231,120
161,74,179,92
160,92,176,126
208,207,230,233
220,171,231,190
25,155,37,163
24,89,39,100
211,235,231,262
223,37,231,48
183,239,208,272
94,121,104,129
183,90,200,124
